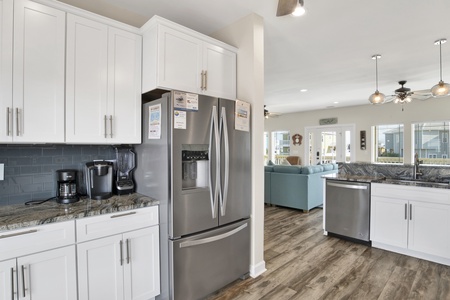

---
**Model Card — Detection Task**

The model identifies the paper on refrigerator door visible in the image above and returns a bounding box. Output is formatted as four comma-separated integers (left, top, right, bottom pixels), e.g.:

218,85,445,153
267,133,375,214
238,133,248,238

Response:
235,100,250,132
148,104,161,139
174,110,187,129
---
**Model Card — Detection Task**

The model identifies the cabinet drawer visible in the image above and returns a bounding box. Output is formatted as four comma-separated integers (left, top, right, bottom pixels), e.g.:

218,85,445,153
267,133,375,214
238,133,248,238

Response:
0,221,75,261
76,206,159,243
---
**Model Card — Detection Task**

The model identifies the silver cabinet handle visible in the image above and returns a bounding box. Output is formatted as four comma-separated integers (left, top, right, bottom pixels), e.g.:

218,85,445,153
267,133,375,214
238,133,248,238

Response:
21,265,26,298
405,203,407,220
200,71,205,90
0,229,38,239
204,70,207,90
10,268,14,300
120,240,124,266
109,115,113,138
126,239,130,264
180,223,248,248
410,204,412,220
104,115,107,138
6,107,11,136
110,211,136,219
326,182,368,190
15,108,20,136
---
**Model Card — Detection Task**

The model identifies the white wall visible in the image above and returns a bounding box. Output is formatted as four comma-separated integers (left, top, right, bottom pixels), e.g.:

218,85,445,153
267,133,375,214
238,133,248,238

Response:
211,14,266,277
265,95,450,164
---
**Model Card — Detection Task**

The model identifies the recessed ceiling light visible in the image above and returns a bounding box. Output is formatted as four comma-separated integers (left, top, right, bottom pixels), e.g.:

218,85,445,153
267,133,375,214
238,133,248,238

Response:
333,101,339,104
300,89,308,92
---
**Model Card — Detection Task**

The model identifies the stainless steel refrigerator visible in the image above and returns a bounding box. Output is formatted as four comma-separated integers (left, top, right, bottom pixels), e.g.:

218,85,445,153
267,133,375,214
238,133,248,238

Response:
134,91,251,300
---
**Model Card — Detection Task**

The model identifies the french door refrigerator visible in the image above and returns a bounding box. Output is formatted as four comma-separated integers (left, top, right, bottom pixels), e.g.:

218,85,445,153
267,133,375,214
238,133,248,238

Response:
134,91,251,300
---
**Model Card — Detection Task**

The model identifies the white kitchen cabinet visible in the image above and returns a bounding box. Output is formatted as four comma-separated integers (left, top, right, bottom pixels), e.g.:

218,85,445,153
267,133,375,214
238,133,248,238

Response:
0,259,15,300
2,0,65,143
142,16,237,100
0,0,13,143
0,221,77,300
17,246,77,300
76,207,160,300
371,183,450,264
66,14,141,144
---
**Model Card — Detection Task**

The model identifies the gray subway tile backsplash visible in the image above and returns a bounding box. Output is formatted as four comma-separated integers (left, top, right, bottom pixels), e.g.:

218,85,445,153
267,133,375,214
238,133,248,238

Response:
0,144,116,206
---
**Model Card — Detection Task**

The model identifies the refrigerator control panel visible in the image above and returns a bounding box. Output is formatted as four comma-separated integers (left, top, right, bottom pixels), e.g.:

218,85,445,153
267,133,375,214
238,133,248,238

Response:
182,150,209,161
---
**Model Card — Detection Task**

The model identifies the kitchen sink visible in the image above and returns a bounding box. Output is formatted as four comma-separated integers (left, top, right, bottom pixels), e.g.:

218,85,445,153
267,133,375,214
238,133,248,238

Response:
382,178,450,188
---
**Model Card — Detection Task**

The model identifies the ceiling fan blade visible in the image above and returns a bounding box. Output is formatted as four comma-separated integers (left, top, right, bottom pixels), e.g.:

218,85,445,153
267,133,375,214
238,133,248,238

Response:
276,0,298,16
384,95,397,103
411,89,432,100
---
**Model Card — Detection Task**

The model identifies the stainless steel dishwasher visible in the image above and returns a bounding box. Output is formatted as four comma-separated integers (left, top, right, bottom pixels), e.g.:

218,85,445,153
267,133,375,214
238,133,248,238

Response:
325,180,370,244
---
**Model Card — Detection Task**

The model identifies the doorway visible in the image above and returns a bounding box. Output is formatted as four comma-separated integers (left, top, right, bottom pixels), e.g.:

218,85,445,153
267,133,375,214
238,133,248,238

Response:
305,125,355,165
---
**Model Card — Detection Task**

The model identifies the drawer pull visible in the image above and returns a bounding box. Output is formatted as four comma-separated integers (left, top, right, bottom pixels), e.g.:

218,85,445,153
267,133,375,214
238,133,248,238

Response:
0,229,38,239
21,265,26,297
11,268,14,300
110,211,137,219
126,239,131,264
120,240,124,266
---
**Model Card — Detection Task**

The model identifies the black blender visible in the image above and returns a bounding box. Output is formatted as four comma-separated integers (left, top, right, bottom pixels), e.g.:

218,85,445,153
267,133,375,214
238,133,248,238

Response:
113,146,136,195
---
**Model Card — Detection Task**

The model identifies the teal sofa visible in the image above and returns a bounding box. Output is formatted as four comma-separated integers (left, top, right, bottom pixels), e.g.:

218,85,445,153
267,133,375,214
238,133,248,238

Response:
264,163,338,212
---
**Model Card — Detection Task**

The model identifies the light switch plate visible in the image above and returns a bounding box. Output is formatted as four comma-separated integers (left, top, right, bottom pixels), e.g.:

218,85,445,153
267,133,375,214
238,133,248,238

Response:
0,163,4,180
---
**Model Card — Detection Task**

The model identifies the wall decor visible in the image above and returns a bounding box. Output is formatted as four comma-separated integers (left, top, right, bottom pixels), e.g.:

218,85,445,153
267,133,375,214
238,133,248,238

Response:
319,117,338,125
292,134,302,145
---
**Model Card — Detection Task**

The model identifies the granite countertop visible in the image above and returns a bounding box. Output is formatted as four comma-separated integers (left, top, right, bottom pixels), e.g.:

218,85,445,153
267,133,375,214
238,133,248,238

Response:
322,173,385,183
323,173,450,189
0,193,159,232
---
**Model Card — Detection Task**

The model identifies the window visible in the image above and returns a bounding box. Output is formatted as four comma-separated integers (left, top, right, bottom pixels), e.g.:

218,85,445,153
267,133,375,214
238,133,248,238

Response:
272,131,290,164
413,121,450,165
373,124,404,164
264,132,269,164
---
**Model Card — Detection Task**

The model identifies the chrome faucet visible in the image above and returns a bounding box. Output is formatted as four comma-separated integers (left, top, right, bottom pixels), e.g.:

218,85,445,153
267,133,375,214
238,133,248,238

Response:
413,153,423,180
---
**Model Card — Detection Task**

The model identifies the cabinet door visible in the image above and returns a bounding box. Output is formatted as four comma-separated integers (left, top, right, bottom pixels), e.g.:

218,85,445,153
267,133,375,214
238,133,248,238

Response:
123,226,160,300
0,0,13,142
0,259,15,300
66,14,108,144
13,0,65,143
370,196,408,248
157,25,202,93
202,43,236,99
408,200,450,258
77,234,124,300
17,246,77,300
107,27,142,144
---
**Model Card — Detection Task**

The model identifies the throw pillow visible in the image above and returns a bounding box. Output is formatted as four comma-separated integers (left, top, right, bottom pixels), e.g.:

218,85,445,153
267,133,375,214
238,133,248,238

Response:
280,158,291,165
267,160,274,165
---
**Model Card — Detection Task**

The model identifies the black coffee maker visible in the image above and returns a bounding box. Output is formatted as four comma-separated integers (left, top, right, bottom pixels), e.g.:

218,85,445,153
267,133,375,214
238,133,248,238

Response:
56,169,79,204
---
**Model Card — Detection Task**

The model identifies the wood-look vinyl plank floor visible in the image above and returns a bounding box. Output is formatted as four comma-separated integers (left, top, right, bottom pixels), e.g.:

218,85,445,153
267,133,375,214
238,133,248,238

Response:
207,205,450,300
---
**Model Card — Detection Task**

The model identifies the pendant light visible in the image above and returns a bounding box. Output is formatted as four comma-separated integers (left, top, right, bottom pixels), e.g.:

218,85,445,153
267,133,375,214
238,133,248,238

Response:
292,0,306,16
368,54,386,104
431,39,450,97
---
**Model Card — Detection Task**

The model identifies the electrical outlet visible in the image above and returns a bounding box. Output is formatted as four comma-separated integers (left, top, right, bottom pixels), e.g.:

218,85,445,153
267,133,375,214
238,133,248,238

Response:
0,163,4,181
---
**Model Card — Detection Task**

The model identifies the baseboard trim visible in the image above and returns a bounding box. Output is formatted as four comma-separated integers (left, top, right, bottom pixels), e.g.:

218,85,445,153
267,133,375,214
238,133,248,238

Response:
249,260,266,278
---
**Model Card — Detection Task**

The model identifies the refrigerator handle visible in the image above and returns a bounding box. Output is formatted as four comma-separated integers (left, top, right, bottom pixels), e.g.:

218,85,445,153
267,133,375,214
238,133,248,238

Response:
179,223,248,248
219,107,230,216
208,106,220,219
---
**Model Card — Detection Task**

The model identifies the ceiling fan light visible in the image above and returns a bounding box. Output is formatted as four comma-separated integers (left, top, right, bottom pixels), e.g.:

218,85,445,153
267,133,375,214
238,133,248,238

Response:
369,90,385,104
431,80,450,97
405,96,412,103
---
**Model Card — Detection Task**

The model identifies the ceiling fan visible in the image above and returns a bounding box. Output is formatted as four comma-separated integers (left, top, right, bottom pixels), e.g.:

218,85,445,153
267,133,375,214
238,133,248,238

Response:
276,0,305,17
385,81,432,104
264,105,281,118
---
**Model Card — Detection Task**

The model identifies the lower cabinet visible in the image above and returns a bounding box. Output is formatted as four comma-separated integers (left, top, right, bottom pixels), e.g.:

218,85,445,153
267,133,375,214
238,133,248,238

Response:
77,226,160,300
371,183,450,263
0,246,77,300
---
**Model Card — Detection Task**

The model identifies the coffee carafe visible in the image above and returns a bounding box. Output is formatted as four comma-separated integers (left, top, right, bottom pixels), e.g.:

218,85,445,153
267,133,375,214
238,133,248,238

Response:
56,169,79,204
85,161,113,200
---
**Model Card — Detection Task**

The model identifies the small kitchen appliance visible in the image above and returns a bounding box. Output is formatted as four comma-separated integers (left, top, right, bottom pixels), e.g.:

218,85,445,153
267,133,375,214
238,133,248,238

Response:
56,169,79,204
113,146,136,195
85,161,113,200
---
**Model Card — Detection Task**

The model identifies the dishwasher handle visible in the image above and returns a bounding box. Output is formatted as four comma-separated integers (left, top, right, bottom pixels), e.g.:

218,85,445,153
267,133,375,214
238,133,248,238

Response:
327,182,368,190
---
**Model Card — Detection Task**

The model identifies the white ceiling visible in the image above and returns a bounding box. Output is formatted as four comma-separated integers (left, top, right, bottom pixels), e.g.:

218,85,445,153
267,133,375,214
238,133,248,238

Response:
59,0,450,115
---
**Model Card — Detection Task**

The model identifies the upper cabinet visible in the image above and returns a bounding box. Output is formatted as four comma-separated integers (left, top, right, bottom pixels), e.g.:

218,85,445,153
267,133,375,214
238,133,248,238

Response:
0,0,65,143
66,14,142,144
142,16,237,100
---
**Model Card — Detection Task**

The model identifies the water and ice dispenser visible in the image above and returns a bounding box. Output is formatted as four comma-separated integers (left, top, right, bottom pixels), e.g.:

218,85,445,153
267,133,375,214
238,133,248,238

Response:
182,148,209,190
